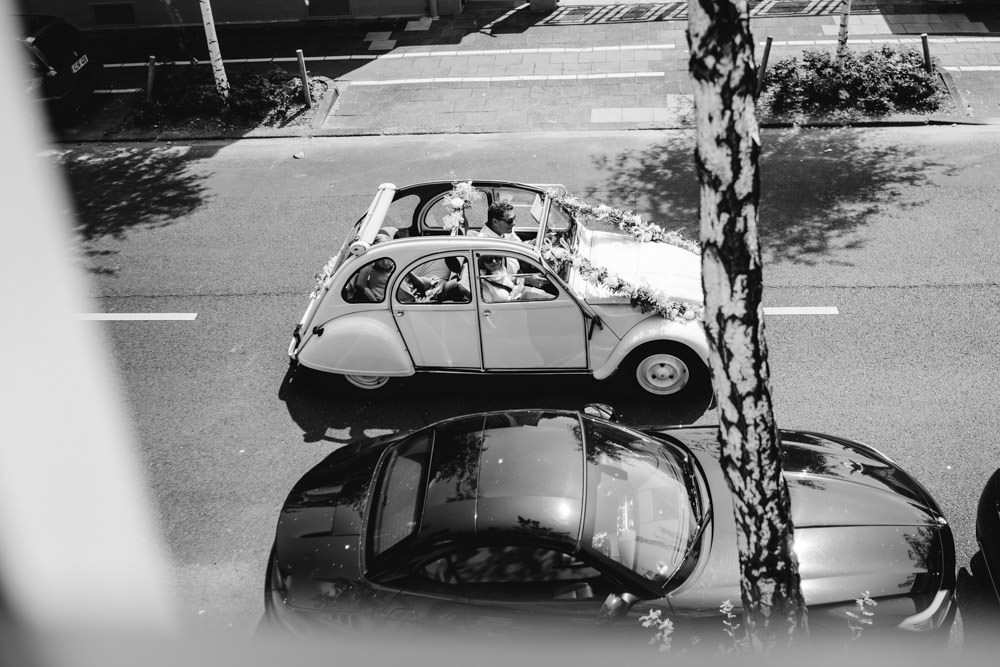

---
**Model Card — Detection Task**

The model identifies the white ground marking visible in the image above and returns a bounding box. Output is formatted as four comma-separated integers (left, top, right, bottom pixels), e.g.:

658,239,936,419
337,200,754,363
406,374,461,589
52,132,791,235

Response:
762,307,839,315
78,313,199,320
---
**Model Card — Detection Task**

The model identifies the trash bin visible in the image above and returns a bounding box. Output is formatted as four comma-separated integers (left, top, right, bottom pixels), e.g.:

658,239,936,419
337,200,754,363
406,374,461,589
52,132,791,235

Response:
529,0,557,12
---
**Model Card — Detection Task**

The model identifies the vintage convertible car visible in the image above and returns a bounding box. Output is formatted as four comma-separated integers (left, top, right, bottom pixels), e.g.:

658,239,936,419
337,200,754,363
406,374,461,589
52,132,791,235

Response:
263,407,956,645
287,181,708,397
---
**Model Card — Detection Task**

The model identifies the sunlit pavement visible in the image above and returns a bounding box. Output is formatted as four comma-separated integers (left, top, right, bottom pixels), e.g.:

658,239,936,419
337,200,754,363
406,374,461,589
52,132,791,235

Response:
48,0,1000,141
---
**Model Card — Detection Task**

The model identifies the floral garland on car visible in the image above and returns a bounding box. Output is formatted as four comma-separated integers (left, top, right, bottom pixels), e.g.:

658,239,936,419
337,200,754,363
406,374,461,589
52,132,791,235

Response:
544,241,702,321
552,193,701,255
543,192,703,323
311,256,339,299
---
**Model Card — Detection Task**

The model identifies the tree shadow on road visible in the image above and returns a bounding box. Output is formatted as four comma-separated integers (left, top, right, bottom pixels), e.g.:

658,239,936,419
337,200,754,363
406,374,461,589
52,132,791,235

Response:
586,127,956,266
58,145,211,274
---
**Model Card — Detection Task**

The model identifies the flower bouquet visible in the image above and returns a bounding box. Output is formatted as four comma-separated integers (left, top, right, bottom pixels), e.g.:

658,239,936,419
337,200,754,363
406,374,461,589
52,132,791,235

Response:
441,180,484,234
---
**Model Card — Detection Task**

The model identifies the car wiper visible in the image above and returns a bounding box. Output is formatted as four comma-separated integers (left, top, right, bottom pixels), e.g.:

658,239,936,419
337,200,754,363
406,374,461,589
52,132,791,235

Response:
677,450,704,522
659,504,713,591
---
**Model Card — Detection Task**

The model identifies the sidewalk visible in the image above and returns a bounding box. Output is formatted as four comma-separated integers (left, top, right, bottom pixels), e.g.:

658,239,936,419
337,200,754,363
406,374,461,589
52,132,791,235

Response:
56,0,1000,141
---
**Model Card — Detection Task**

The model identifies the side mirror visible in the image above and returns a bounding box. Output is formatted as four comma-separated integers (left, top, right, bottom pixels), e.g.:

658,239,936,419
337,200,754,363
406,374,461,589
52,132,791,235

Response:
583,403,617,421
597,592,639,624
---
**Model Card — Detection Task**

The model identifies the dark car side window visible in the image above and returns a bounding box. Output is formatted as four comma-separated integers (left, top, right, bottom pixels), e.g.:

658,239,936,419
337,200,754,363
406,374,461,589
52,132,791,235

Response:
343,258,396,304
402,545,610,601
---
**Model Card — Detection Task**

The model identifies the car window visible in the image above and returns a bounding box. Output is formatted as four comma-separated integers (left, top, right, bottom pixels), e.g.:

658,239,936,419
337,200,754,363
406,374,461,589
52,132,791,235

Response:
396,256,471,304
369,432,433,557
583,420,695,585
343,258,396,303
409,545,609,600
476,254,557,304
423,190,489,231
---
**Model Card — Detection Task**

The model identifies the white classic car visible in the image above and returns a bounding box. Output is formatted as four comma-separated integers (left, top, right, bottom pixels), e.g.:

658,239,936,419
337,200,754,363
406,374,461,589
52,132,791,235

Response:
287,180,709,397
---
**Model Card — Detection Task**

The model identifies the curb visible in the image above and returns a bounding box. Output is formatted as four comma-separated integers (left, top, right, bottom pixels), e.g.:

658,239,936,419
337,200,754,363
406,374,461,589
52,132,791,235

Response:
938,68,976,119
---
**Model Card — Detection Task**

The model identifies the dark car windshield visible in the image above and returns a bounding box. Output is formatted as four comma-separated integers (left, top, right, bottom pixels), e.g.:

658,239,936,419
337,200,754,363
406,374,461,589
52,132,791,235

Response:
582,418,698,585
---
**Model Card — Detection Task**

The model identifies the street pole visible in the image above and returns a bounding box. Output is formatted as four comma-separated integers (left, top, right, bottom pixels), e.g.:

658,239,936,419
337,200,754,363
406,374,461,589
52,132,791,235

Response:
145,56,156,102
296,49,312,108
756,37,773,98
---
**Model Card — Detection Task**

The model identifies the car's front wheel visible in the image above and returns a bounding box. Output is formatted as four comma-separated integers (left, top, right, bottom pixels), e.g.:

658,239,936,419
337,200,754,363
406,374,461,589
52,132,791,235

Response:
622,343,707,397
341,373,391,391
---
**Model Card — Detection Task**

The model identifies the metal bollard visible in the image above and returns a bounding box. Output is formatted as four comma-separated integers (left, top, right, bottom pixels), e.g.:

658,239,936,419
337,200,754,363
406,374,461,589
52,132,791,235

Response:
145,55,156,102
921,33,932,72
296,49,312,108
756,37,773,98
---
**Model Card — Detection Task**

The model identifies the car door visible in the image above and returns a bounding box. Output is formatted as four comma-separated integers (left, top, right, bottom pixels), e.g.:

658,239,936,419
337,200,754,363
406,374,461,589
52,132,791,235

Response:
392,253,482,369
473,252,587,370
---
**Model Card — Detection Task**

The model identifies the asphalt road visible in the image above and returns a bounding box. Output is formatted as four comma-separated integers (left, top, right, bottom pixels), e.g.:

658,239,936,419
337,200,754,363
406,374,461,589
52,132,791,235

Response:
53,126,1000,640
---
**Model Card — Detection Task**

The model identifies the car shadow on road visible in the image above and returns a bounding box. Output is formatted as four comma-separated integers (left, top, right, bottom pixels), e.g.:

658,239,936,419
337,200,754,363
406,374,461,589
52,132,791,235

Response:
278,365,715,447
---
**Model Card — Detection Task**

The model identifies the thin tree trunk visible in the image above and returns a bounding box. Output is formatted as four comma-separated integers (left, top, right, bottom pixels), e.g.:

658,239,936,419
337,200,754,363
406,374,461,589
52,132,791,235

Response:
198,0,230,100
687,0,808,650
836,0,852,64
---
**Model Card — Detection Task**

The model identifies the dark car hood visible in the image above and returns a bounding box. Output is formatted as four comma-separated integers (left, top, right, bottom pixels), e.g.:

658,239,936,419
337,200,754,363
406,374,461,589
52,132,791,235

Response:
653,428,949,612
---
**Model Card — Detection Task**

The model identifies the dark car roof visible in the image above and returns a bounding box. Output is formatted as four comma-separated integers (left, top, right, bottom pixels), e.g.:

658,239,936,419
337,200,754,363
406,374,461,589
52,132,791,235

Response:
413,411,585,552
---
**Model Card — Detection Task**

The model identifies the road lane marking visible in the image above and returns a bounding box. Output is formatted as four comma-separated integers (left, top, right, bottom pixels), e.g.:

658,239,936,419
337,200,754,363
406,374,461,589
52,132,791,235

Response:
763,307,839,315
347,71,665,86
77,313,199,321
109,44,677,68
945,65,1000,71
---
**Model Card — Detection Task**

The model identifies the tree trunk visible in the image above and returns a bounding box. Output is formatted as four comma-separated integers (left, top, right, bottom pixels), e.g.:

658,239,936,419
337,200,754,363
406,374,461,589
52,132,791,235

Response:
686,0,808,650
836,0,852,64
198,0,230,100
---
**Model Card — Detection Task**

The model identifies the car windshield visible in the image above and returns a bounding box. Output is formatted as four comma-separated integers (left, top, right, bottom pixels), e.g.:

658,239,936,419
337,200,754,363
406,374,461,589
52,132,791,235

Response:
581,418,698,586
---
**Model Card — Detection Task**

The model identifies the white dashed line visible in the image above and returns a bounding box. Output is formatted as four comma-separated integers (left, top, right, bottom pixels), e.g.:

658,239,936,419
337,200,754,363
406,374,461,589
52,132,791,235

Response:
78,313,199,321
945,65,1000,71
347,71,665,86
763,307,839,315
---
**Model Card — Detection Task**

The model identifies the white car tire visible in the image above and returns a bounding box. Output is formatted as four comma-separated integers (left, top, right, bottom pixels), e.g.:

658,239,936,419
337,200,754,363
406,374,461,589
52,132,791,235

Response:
342,374,391,391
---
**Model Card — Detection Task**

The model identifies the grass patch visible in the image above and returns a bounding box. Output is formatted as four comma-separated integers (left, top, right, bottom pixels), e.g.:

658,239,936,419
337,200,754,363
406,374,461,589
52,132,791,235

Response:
126,64,330,132
759,45,947,120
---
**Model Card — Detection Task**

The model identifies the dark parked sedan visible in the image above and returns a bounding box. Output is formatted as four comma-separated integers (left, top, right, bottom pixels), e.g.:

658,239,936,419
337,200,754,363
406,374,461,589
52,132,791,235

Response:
264,409,955,645
976,468,1000,604
17,15,102,117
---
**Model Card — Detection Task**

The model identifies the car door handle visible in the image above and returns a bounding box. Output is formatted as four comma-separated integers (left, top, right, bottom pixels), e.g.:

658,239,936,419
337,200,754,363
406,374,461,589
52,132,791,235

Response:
395,310,404,317
482,310,491,317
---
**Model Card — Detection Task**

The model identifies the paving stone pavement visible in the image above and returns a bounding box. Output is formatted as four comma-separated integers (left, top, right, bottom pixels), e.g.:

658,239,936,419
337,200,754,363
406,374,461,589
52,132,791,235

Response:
318,3,1000,134
62,0,1000,140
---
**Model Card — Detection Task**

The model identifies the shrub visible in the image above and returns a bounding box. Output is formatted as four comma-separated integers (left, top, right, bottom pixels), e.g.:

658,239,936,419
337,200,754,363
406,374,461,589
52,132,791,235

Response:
132,64,308,126
761,45,945,117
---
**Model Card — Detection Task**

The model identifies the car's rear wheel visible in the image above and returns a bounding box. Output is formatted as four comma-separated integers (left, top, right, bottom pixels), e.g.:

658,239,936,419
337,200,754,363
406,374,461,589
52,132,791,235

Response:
622,343,707,397
342,373,391,391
